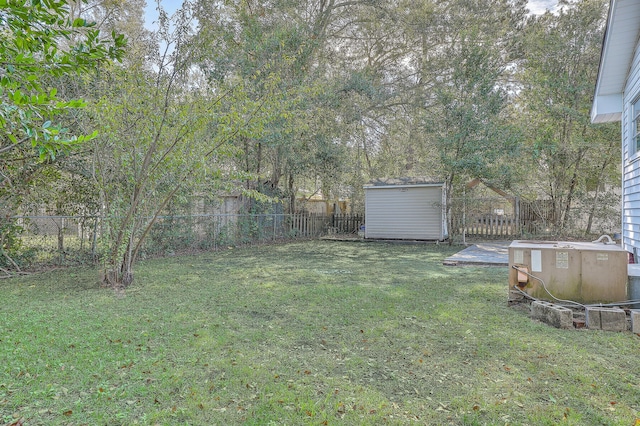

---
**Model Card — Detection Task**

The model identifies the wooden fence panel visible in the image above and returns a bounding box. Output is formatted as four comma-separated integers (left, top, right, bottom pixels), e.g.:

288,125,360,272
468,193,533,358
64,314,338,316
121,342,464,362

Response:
289,213,332,237
450,196,559,240
461,214,517,239
331,214,363,234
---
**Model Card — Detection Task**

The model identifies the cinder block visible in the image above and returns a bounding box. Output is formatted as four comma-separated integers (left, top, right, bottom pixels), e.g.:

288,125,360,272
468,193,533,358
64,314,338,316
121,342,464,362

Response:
585,307,599,329
531,301,551,321
531,301,573,329
508,289,525,303
631,310,640,334
550,305,573,329
585,307,627,332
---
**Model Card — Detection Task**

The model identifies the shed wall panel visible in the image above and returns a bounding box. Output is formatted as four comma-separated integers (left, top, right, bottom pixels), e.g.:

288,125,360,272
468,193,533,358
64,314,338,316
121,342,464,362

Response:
364,186,444,240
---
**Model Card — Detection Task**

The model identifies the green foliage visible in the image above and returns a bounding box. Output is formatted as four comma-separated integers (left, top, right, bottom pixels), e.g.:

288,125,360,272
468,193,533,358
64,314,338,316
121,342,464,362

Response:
91,1,294,285
194,0,352,210
0,217,30,269
515,0,619,232
419,2,524,208
0,0,125,273
0,0,126,159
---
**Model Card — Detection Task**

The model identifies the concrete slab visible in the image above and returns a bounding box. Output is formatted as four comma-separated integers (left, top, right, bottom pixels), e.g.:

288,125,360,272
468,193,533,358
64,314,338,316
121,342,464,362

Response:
443,242,510,266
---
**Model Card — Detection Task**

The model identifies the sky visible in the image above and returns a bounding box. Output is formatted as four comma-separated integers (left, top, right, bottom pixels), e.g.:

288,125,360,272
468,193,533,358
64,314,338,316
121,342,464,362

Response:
144,0,182,30
527,0,560,15
144,0,561,29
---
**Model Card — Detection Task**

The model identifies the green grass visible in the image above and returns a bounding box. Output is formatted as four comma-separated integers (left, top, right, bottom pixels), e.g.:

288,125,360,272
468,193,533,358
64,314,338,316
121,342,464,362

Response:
1,240,639,425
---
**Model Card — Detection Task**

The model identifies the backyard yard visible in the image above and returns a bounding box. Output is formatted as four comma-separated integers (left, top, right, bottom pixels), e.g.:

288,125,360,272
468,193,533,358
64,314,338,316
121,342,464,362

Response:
0,240,638,425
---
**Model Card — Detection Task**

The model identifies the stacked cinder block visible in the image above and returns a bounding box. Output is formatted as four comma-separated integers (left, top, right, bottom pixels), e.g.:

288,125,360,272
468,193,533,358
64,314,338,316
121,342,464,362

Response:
530,301,573,329
585,307,627,332
525,301,636,332
630,310,640,334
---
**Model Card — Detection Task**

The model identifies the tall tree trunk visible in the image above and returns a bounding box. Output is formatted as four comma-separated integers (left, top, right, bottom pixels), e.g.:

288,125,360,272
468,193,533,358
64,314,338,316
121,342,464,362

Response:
446,172,455,245
561,149,585,231
57,223,64,252
288,173,295,214
256,142,262,175
585,155,612,235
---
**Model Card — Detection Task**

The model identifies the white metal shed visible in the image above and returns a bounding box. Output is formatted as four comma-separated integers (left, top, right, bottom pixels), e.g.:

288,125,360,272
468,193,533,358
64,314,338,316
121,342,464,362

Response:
364,178,448,241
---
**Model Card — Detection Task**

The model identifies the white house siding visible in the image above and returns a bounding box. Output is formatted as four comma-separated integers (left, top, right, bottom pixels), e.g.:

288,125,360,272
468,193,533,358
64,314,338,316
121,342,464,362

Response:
364,185,446,240
622,38,640,256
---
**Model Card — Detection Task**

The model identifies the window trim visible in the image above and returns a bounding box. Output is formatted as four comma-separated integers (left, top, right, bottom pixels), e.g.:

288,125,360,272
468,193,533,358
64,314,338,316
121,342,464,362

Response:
632,96,640,158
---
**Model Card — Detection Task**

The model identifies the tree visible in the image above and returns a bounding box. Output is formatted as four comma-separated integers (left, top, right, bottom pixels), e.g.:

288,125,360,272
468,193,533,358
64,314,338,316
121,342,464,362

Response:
396,0,524,240
91,1,286,287
193,0,359,213
515,0,619,234
0,0,125,162
0,0,125,272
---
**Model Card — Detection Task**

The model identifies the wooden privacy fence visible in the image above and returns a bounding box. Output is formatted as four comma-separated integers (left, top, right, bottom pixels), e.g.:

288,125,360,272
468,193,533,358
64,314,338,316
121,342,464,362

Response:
451,214,518,239
288,213,329,237
449,197,559,239
289,213,363,236
330,213,363,234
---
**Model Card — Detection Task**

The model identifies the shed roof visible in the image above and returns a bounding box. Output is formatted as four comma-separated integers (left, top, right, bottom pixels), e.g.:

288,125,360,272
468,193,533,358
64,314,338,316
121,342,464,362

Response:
591,0,640,124
364,177,444,189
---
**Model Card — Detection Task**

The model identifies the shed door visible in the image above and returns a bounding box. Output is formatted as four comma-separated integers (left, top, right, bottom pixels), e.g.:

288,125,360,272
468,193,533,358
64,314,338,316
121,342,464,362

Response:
365,186,443,240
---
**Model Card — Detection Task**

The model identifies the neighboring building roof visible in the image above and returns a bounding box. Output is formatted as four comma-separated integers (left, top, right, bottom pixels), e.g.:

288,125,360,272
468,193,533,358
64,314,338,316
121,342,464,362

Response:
591,0,640,124
364,177,444,189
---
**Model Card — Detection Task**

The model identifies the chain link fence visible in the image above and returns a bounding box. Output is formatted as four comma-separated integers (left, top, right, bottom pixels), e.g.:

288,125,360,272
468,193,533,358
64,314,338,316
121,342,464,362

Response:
1,213,340,273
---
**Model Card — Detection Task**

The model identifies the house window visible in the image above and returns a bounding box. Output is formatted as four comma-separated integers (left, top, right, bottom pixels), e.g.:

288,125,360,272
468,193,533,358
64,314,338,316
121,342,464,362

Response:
633,98,640,154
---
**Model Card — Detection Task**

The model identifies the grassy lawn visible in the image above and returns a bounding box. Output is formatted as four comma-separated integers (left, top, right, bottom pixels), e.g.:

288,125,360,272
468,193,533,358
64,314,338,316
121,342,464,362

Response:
1,240,639,425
